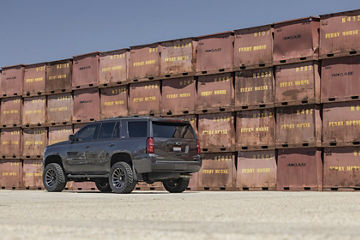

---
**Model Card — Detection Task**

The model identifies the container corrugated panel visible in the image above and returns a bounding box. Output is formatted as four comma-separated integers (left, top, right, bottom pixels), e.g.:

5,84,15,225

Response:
73,88,100,123
321,55,360,103
188,172,199,191
234,25,273,70
23,160,43,189
72,52,99,89
22,96,46,127
273,17,320,65
198,112,235,152
23,63,46,96
235,68,274,110
1,65,24,97
236,109,275,150
129,43,160,81
276,105,322,148
99,49,129,87
320,9,360,58
47,93,73,125
198,153,236,190
128,81,161,116
0,160,23,189
323,101,360,146
159,38,197,77
22,128,47,159
324,147,360,190
275,61,320,106
0,97,22,128
236,150,277,190
197,73,234,113
277,148,323,191
161,77,196,116
48,126,73,146
0,128,22,159
45,59,72,94
100,86,128,119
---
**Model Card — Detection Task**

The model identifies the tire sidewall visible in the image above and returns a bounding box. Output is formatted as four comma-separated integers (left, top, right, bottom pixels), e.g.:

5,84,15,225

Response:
109,162,134,193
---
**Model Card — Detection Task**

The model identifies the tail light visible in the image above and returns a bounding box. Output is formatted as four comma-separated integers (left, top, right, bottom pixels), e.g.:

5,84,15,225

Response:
196,139,200,154
147,137,154,154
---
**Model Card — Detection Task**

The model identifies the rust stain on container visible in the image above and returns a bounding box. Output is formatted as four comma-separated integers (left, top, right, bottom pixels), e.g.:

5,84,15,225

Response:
72,52,99,89
0,128,22,158
0,160,23,189
1,65,24,97
48,126,73,146
197,73,234,112
235,68,274,109
129,43,160,81
23,160,43,189
23,63,46,96
273,17,319,64
198,153,236,190
100,86,128,119
321,55,360,102
237,150,277,190
234,25,273,69
161,77,196,115
46,59,72,94
276,105,322,148
99,49,129,86
198,112,235,152
22,96,46,127
320,9,360,58
160,38,197,77
236,109,275,150
128,81,161,116
22,128,47,159
47,93,73,125
196,32,234,74
0,97,22,127
73,88,100,123
277,148,322,190
275,61,320,106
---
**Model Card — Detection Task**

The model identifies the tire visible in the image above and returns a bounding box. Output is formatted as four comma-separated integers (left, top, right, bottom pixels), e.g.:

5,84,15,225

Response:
43,163,66,192
95,179,112,193
163,178,189,193
109,162,136,194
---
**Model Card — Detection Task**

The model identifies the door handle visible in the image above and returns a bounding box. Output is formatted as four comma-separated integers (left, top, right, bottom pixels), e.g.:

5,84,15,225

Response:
109,143,115,147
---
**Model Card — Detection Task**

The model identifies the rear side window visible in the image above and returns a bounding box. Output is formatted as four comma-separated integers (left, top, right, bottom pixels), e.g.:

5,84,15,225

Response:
152,122,194,139
128,121,147,137
99,122,116,139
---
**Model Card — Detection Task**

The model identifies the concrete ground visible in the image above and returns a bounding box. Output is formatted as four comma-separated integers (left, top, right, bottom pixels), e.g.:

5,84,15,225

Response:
0,190,360,240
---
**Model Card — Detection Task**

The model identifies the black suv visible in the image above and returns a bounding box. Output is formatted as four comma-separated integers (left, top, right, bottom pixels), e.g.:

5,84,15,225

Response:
42,117,201,193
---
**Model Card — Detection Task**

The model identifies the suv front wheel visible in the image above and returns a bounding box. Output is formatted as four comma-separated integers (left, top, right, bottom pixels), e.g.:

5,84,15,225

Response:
163,178,189,193
43,163,66,192
109,162,137,194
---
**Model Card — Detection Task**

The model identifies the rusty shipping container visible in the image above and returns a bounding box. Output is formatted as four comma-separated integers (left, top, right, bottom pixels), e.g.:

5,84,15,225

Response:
23,160,43,189
234,25,273,69
235,68,274,109
0,97,22,127
197,73,234,112
273,17,320,64
276,105,322,148
0,128,22,159
128,81,161,116
47,93,73,125
46,59,72,94
72,52,99,89
196,32,234,74
73,88,100,123
23,63,46,96
161,77,196,116
48,126,73,146
198,153,236,190
160,38,197,77
275,61,320,106
69,182,96,191
129,43,160,80
320,9,360,58
99,49,129,87
100,86,128,119
22,96,46,127
321,55,360,102
188,172,199,190
1,65,24,97
198,112,235,152
277,148,323,191
236,109,275,150
22,128,47,159
236,150,277,190
0,160,23,189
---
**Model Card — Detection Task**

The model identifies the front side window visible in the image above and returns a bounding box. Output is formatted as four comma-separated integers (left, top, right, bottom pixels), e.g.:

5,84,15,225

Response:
128,121,147,137
76,124,98,141
99,122,116,139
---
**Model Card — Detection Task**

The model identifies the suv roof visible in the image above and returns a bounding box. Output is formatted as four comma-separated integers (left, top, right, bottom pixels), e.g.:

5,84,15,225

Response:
98,116,190,124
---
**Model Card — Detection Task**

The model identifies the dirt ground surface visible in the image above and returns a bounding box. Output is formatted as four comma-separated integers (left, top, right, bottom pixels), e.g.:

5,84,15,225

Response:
0,190,360,240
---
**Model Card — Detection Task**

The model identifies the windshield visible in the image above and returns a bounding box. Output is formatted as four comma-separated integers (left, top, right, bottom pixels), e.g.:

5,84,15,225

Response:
152,122,195,139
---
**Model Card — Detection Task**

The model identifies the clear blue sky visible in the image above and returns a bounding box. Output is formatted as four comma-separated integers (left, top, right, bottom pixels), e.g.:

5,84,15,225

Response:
0,0,358,67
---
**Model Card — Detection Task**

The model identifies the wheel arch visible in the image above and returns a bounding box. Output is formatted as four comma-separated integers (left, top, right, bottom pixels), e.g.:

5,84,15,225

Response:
44,155,64,170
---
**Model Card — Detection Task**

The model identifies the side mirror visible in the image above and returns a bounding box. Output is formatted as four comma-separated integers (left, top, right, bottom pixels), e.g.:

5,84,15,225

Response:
69,135,76,142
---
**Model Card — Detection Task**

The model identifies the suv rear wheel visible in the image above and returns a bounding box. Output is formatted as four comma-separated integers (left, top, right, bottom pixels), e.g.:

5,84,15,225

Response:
43,163,66,192
163,178,189,193
95,179,112,193
109,162,136,194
